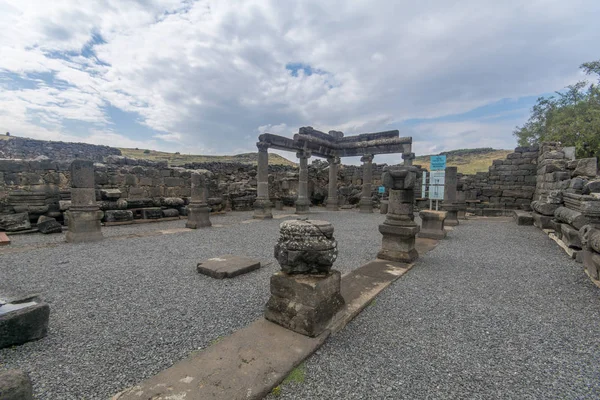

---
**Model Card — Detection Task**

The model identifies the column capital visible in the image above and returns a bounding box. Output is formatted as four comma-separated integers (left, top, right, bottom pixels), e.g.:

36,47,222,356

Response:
296,150,312,159
257,141,270,152
360,154,374,163
327,156,341,165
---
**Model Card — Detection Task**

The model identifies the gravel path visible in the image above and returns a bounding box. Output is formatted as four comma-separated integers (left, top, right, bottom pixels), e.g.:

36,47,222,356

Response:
270,218,600,400
0,209,384,399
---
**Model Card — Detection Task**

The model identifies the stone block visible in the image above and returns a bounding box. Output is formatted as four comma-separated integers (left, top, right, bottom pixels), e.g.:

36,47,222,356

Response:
513,210,533,225
532,212,553,229
553,207,589,230
573,158,598,178
0,298,50,348
583,180,600,195
418,210,447,239
37,218,62,234
100,189,122,200
561,224,582,249
104,210,133,222
265,271,344,337
506,153,522,159
583,250,600,280
0,370,34,400
141,208,162,219
196,255,261,279
0,213,31,232
0,232,10,246
126,198,154,208
162,208,180,218
162,197,185,207
164,177,184,187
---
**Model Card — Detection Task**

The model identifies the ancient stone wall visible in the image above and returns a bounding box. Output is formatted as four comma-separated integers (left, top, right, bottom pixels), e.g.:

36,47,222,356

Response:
461,146,539,212
0,137,121,161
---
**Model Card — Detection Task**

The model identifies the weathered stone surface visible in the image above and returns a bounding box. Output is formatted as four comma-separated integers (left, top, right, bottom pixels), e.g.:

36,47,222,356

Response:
580,226,600,254
100,189,122,200
0,369,34,400
513,210,534,226
162,197,185,207
573,158,598,178
583,250,600,280
532,212,553,230
265,271,344,337
196,255,261,279
583,180,600,195
561,224,582,249
104,210,133,222
275,220,337,274
161,208,180,218
126,198,154,208
141,208,162,219
531,200,560,216
0,232,10,246
0,213,31,232
0,298,50,348
37,218,62,234
553,207,589,230
186,171,212,229
418,210,447,239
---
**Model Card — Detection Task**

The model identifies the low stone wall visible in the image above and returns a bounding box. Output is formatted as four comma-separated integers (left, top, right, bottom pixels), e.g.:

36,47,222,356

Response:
0,137,121,161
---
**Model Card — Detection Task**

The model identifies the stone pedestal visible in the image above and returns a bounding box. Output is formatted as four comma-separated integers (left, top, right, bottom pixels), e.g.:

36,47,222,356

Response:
186,171,212,229
380,200,389,214
253,142,273,219
66,160,103,243
326,157,340,211
295,151,311,214
457,190,467,220
442,166,460,227
265,219,344,337
274,200,284,210
377,167,420,262
359,154,374,213
418,210,447,240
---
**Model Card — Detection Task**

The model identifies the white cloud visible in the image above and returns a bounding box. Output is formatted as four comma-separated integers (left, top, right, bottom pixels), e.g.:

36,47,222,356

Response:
0,0,599,157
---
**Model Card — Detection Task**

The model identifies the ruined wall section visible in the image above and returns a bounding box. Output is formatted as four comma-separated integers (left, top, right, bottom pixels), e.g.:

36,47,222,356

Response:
461,146,538,211
0,137,121,161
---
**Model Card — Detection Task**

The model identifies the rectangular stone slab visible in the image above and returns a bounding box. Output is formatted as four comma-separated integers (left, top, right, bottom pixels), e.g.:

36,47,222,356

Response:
197,255,261,279
0,301,50,348
0,232,10,246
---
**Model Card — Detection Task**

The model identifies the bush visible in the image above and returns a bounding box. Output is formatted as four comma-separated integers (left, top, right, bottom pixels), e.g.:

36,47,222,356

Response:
143,149,151,154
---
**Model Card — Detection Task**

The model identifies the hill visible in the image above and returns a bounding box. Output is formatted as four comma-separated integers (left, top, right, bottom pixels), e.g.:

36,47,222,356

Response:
119,147,296,166
414,148,511,174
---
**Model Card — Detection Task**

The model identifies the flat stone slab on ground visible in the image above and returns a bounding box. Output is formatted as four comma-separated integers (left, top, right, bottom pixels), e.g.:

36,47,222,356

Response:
513,210,534,225
196,255,261,279
0,232,10,246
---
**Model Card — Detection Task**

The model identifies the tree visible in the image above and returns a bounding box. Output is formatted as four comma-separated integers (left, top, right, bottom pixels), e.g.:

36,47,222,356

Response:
514,60,600,158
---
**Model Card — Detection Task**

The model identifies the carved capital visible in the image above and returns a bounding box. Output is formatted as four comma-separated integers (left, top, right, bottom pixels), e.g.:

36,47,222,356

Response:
257,141,270,152
361,154,374,163
296,150,311,159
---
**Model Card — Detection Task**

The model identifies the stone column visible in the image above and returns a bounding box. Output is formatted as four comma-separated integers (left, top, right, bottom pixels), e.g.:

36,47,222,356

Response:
295,151,311,214
326,156,340,211
403,152,415,166
66,160,103,243
186,171,212,229
359,154,374,213
442,166,459,226
253,142,273,219
377,166,420,262
265,219,345,337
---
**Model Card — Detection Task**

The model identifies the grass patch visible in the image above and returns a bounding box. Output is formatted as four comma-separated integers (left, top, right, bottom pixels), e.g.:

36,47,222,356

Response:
209,336,223,346
414,149,511,175
271,363,306,396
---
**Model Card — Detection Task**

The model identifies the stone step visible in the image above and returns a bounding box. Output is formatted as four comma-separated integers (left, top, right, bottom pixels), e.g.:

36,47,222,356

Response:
513,210,534,226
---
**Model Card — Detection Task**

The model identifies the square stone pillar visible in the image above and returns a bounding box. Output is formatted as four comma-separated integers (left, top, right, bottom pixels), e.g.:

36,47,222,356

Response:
326,156,340,211
442,166,459,226
66,160,103,243
295,151,311,214
265,220,344,337
377,166,420,262
253,142,273,219
418,210,447,240
186,171,212,229
402,152,415,166
359,154,374,213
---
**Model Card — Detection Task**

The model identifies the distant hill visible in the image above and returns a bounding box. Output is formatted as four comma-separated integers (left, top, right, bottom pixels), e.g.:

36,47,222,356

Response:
415,148,512,174
119,147,297,166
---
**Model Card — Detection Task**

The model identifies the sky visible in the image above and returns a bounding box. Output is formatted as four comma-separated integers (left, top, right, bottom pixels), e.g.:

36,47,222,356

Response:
1,0,599,165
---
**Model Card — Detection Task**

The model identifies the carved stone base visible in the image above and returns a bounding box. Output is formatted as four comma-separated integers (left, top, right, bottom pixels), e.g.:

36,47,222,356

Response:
186,203,212,228
326,198,339,211
377,223,419,262
253,198,273,219
443,204,459,226
66,209,103,243
295,199,310,214
265,271,344,337
418,210,447,240
358,198,373,213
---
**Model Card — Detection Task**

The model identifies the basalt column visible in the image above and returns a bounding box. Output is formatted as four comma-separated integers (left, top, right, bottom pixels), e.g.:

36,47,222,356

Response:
442,166,459,226
579,196,600,279
326,156,340,211
66,160,103,243
377,166,420,262
359,154,374,213
186,171,212,229
253,142,273,219
295,151,311,214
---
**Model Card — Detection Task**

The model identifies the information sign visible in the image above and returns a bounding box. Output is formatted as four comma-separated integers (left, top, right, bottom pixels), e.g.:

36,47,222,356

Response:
430,155,447,171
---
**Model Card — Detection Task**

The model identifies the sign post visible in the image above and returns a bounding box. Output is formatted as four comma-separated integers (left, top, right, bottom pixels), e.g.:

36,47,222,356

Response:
428,155,447,210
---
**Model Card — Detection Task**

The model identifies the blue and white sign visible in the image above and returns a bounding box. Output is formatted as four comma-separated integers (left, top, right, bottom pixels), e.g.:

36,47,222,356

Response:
378,186,385,194
429,170,445,200
430,155,447,171
421,172,427,198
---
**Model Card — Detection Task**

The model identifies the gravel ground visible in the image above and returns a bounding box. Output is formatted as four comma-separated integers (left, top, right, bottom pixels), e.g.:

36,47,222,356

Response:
270,218,600,400
0,208,384,399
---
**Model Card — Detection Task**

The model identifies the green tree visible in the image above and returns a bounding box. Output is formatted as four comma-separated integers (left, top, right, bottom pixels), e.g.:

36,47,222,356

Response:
514,60,600,158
